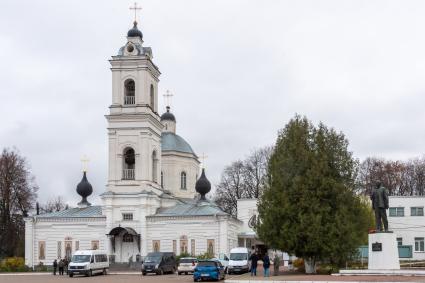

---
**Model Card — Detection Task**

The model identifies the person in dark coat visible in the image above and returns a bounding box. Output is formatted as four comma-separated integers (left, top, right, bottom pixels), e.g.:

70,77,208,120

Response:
249,252,259,276
58,259,64,275
53,259,58,275
263,253,270,277
64,258,69,275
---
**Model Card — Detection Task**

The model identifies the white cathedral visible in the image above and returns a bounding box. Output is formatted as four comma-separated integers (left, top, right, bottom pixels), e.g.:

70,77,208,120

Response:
24,20,260,267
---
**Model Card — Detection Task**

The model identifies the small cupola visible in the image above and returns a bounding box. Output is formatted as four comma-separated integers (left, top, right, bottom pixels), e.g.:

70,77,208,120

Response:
127,21,143,39
76,171,93,208
161,106,176,133
195,168,211,200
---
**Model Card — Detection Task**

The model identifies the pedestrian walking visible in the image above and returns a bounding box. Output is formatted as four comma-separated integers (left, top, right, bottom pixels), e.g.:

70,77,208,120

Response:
58,259,64,275
263,253,270,277
249,252,259,276
273,254,280,276
53,259,58,275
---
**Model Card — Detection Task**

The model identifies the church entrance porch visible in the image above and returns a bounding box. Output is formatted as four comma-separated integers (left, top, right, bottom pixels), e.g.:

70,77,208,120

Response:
107,227,140,264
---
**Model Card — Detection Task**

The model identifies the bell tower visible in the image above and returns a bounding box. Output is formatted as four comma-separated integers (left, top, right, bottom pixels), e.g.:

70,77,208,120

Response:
105,18,163,193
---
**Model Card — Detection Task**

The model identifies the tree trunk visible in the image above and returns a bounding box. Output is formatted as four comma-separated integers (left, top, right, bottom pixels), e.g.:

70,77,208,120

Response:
304,257,317,274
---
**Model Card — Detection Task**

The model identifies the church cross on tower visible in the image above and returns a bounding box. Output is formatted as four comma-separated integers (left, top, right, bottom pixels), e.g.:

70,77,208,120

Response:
81,155,90,172
163,90,174,107
129,2,142,22
200,153,208,169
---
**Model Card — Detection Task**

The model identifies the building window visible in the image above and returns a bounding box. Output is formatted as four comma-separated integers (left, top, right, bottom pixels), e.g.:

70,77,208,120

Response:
39,241,45,260
124,79,135,105
91,240,99,250
75,241,79,251
123,234,133,242
397,237,403,246
180,235,188,254
173,240,177,254
65,241,72,260
191,239,195,256
389,207,404,217
153,240,160,252
181,172,187,190
207,239,215,256
152,151,158,182
411,207,424,216
161,171,164,188
123,147,135,180
150,84,155,110
57,241,62,259
415,237,424,252
122,213,133,221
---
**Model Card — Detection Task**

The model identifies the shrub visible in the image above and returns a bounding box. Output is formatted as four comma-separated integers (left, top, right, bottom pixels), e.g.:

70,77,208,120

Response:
176,252,191,262
197,252,214,260
0,257,29,272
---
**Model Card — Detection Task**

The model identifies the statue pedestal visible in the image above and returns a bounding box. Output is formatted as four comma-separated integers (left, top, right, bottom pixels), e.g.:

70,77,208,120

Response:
368,232,400,270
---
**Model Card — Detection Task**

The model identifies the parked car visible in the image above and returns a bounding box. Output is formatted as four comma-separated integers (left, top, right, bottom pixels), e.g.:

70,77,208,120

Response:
177,257,198,275
68,250,109,277
141,252,177,275
227,247,251,274
211,253,229,273
193,260,226,282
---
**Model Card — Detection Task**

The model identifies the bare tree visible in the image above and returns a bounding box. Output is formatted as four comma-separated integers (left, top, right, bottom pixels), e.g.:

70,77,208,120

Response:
40,196,67,214
0,148,38,257
214,146,273,217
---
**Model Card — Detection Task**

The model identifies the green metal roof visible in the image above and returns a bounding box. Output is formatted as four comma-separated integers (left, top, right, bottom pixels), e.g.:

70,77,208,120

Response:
36,205,104,218
152,200,228,217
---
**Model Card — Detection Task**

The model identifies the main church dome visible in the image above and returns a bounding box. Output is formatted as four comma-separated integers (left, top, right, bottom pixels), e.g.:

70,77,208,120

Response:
161,132,196,155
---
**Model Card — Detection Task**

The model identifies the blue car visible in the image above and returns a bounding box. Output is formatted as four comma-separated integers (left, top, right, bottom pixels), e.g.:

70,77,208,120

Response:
193,260,226,282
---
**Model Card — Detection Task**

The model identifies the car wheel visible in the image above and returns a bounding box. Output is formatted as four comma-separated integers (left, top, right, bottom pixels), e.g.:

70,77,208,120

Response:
69,273,73,278
159,268,164,275
142,272,147,276
87,270,92,277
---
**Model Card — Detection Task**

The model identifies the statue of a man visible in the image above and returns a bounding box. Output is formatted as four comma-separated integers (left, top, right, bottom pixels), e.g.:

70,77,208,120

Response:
371,182,389,232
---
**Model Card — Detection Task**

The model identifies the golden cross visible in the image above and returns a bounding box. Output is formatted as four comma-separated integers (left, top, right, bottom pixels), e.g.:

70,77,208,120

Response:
163,90,174,107
200,152,208,168
129,2,142,22
81,155,90,172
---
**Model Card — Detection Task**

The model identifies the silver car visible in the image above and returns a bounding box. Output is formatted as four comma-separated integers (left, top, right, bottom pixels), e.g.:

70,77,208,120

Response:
177,257,198,275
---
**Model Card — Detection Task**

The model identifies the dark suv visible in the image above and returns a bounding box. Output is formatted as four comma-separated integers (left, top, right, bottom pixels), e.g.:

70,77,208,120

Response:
142,252,177,275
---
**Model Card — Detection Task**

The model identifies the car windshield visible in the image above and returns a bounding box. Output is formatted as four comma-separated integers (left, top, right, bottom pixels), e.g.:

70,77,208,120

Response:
145,256,161,263
71,255,91,263
180,258,196,263
230,253,247,260
197,261,216,267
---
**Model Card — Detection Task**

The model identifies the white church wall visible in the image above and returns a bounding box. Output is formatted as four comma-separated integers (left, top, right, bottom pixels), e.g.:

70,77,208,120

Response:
26,218,106,267
147,216,237,257
161,153,199,198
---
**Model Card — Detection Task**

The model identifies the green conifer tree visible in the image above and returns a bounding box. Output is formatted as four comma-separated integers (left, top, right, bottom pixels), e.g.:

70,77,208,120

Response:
257,115,371,273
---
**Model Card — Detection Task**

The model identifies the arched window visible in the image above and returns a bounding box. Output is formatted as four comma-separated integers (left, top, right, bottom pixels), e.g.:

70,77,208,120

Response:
152,151,158,182
180,171,187,190
161,171,164,188
150,84,155,110
124,79,135,105
122,147,135,180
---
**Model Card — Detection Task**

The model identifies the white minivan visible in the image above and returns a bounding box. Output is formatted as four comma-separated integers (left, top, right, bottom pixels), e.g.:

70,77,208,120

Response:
68,250,109,277
227,247,251,274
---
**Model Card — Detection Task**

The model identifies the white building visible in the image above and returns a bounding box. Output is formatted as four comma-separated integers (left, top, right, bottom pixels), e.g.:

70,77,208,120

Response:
24,20,250,268
388,196,425,260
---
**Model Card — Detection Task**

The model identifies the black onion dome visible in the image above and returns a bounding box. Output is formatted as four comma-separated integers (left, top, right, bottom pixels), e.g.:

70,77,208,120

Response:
196,169,211,200
161,106,176,122
127,21,143,39
76,172,93,206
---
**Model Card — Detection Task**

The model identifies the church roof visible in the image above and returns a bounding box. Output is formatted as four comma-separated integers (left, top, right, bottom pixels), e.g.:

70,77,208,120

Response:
161,132,196,156
151,200,228,217
35,205,104,218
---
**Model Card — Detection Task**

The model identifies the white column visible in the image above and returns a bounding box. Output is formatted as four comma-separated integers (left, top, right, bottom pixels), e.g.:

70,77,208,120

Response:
24,218,34,268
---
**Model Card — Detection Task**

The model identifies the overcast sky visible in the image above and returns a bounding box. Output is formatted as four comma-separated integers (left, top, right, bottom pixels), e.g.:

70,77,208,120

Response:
1,0,425,206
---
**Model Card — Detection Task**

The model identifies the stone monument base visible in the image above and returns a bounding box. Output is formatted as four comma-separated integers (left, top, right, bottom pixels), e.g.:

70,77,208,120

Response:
368,232,400,270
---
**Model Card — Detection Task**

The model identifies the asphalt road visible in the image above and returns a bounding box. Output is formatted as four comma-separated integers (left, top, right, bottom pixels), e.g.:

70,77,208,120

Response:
0,273,238,283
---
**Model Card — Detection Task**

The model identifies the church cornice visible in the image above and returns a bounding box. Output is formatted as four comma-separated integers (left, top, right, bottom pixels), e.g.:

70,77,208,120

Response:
109,57,160,80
